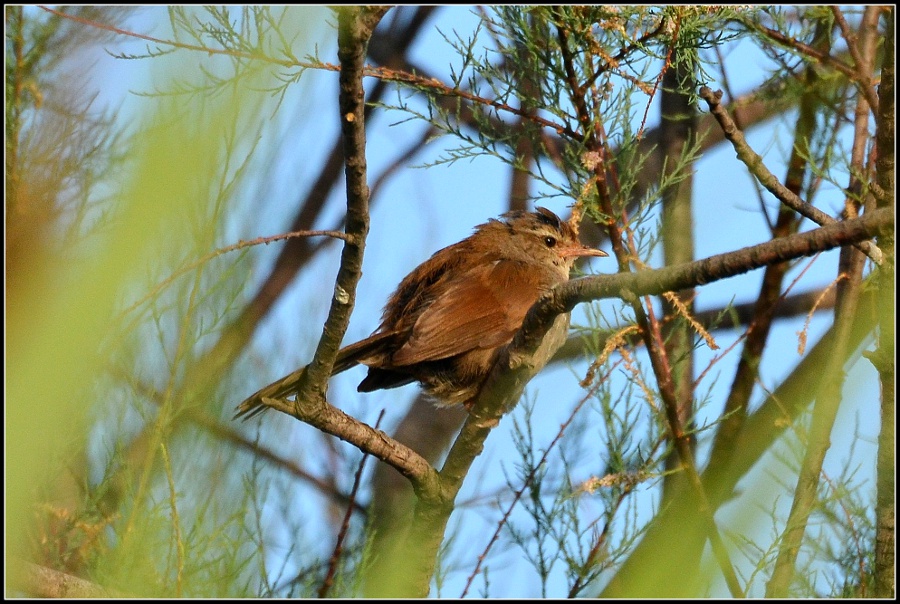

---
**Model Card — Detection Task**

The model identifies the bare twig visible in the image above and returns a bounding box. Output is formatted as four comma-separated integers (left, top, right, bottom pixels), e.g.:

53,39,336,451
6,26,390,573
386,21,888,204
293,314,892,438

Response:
42,6,579,141
700,86,884,265
460,363,618,597
318,411,384,598
829,6,881,115
117,230,350,320
39,6,301,66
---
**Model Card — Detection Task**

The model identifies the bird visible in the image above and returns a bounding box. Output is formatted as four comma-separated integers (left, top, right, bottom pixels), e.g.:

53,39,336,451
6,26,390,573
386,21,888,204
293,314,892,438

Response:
234,206,607,420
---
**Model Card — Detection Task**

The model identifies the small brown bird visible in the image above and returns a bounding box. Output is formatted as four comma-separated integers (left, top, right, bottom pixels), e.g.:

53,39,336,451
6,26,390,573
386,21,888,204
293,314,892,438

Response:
234,207,607,420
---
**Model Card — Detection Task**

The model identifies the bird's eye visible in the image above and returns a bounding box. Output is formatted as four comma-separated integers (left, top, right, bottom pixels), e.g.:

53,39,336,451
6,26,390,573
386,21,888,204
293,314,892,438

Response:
544,236,557,248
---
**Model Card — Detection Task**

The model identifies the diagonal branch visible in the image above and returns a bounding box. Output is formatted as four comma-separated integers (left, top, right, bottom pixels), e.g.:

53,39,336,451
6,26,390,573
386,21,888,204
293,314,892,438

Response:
700,86,883,265
262,393,438,495
748,19,868,89
829,6,882,115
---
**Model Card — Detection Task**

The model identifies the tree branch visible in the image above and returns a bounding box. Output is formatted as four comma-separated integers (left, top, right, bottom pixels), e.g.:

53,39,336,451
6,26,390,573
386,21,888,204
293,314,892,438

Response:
555,207,890,314
298,7,388,401
700,86,884,265
872,7,895,598
829,6,882,115
263,394,439,494
14,560,125,598
749,19,869,90
766,214,868,597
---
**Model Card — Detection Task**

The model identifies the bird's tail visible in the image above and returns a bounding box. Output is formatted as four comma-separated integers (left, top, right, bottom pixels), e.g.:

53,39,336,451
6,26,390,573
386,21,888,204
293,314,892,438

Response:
233,331,396,421
232,366,308,421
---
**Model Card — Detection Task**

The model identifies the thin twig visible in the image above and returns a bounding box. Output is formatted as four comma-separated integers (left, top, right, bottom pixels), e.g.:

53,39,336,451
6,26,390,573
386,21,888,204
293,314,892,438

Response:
700,86,883,265
581,15,668,93
41,6,580,141
460,364,618,597
318,410,385,598
159,443,184,597
39,6,300,66
118,230,350,320
829,7,881,115
555,9,742,592
750,20,870,88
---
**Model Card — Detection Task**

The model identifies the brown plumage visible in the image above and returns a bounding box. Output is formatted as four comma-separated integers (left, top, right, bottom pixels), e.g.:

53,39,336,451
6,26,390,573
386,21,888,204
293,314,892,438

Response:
234,207,607,420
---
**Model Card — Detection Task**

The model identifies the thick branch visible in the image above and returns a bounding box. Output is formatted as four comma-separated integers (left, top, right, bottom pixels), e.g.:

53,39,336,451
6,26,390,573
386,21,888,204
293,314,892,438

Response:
14,561,125,598
539,208,890,338
873,7,895,598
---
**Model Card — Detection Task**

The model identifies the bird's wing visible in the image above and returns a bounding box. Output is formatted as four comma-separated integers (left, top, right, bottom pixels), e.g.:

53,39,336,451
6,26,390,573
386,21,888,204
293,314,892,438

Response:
391,259,547,365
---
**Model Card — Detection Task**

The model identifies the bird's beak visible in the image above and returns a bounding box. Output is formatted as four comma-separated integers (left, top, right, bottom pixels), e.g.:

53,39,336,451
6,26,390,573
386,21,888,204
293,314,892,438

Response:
559,244,609,259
